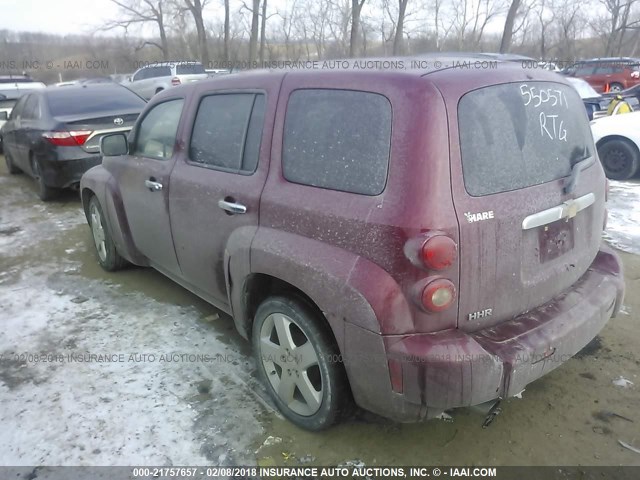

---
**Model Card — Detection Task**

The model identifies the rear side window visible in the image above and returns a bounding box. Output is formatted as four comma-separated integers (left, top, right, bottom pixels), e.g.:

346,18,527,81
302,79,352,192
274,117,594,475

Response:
177,64,205,75
47,87,145,117
458,82,593,196
283,89,391,195
189,93,265,174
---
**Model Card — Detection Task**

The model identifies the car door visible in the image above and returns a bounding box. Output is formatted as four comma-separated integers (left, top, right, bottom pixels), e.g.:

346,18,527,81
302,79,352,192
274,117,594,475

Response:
117,97,186,275
2,95,27,162
13,94,39,170
592,66,614,91
169,89,271,304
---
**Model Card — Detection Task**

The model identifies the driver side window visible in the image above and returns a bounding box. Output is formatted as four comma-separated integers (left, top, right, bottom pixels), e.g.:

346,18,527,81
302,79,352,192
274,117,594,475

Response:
133,99,184,160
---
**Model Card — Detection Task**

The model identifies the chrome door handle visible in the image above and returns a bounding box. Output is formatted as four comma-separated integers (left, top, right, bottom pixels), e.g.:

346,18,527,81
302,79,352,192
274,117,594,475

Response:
145,179,163,191
218,199,247,214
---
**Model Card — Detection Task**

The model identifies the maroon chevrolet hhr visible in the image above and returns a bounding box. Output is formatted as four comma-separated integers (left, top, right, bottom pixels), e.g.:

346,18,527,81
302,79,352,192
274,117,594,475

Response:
80,59,625,430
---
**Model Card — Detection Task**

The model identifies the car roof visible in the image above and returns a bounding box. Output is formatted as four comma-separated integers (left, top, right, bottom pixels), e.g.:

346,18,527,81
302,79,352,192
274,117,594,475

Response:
140,61,202,67
175,55,567,102
42,83,145,101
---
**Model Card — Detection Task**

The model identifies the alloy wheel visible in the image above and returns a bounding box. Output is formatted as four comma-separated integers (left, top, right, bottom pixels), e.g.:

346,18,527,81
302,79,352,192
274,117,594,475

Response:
259,313,323,416
90,203,108,263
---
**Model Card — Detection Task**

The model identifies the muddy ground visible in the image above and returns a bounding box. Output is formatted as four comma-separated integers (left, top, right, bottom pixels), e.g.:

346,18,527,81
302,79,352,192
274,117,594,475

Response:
0,155,638,467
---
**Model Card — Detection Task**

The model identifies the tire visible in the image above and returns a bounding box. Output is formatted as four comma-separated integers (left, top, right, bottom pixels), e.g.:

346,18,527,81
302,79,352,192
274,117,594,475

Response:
31,157,58,201
609,82,624,93
88,196,127,271
252,296,351,430
5,152,21,174
598,138,640,180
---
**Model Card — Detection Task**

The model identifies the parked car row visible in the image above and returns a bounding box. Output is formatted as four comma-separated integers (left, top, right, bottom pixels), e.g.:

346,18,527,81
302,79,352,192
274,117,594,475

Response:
562,57,640,93
0,57,628,431
1,83,146,199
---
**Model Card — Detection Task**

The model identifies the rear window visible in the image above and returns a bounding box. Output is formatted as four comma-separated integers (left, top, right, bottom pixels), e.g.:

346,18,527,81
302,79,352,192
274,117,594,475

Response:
177,64,205,75
0,99,17,109
283,89,391,196
47,86,145,117
458,82,593,196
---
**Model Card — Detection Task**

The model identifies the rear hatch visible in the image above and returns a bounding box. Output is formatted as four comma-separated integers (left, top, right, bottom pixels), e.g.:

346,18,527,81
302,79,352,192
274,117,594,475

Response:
449,81,606,332
175,63,208,84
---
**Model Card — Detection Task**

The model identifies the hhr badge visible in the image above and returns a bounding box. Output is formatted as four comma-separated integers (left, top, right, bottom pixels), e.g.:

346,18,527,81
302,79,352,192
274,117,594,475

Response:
468,309,493,321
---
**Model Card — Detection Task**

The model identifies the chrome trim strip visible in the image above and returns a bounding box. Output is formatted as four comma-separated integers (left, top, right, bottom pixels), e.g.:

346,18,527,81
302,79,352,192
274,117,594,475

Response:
84,127,132,150
521,192,595,230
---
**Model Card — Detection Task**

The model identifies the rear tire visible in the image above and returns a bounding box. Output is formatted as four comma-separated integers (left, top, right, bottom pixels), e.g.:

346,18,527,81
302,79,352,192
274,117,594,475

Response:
5,152,21,174
252,296,351,430
31,157,58,201
88,196,127,271
598,138,640,180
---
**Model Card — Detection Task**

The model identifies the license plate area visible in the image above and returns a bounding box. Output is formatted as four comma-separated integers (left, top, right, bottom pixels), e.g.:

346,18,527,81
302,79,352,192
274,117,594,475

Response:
538,218,574,263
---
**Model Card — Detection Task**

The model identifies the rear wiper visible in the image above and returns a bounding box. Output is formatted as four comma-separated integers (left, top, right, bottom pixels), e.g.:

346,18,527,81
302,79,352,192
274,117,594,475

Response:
564,156,595,194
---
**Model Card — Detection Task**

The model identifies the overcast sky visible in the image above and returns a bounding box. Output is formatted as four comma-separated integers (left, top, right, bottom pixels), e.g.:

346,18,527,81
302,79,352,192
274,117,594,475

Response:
0,0,123,36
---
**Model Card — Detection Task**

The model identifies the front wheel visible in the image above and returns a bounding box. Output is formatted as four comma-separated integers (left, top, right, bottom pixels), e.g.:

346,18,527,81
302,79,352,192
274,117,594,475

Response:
252,296,351,430
5,152,21,174
598,139,640,180
89,196,127,271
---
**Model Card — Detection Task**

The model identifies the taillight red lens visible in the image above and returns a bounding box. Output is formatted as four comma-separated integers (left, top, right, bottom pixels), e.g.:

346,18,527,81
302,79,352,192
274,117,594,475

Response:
421,235,457,270
421,278,456,312
171,77,181,86
43,131,92,146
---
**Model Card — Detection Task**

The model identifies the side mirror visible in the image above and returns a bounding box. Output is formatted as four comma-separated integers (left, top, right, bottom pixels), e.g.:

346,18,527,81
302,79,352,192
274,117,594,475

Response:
0,111,7,121
100,133,129,156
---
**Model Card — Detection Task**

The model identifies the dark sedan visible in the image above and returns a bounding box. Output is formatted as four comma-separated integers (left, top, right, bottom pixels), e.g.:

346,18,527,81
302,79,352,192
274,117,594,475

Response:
1,84,146,200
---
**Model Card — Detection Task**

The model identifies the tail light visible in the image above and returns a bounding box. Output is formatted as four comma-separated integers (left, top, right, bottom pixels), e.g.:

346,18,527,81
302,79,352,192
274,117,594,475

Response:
43,130,92,146
421,235,457,270
421,278,456,312
171,77,181,86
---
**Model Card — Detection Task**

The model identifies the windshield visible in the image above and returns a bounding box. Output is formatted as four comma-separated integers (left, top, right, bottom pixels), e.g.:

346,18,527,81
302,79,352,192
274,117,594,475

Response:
458,82,594,196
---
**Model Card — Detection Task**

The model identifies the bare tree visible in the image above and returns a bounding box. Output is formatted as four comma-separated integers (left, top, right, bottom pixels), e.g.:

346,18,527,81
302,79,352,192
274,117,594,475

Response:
393,0,410,54
260,0,268,63
350,0,367,56
224,0,230,61
500,0,522,52
246,0,261,63
103,0,170,59
179,0,210,65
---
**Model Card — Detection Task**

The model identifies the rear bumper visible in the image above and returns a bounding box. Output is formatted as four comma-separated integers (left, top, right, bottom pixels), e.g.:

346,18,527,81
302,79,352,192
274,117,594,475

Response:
344,246,625,422
40,155,102,189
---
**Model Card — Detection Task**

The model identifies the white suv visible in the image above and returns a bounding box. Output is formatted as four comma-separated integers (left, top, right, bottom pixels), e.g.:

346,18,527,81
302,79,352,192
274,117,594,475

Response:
127,62,208,100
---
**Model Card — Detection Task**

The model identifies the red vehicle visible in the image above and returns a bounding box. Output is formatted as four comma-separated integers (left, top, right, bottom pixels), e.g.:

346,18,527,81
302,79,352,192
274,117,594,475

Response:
567,58,640,93
80,61,625,430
